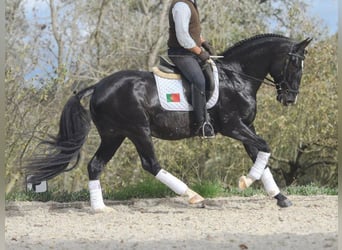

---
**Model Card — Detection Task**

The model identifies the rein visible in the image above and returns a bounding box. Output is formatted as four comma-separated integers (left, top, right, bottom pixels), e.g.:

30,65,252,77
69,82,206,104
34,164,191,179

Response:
212,56,276,87
226,69,277,88
218,46,305,93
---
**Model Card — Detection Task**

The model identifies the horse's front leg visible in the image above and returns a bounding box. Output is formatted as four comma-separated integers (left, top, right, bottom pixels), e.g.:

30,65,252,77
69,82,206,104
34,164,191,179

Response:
241,126,292,207
222,119,271,183
221,121,291,207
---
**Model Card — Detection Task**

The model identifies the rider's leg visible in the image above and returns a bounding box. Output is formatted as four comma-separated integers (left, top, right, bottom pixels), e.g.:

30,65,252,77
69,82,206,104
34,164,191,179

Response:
191,83,214,137
168,51,214,137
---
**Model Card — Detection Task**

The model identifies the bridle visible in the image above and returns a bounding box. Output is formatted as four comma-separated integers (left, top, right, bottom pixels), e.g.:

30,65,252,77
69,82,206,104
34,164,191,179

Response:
273,45,306,96
220,44,306,95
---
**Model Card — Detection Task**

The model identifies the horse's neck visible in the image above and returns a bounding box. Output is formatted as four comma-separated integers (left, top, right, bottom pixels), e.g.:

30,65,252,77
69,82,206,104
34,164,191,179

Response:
221,40,278,80
217,59,267,93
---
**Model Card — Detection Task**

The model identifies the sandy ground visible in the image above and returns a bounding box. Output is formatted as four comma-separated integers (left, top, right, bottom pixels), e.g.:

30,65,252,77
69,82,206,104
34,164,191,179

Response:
5,195,337,250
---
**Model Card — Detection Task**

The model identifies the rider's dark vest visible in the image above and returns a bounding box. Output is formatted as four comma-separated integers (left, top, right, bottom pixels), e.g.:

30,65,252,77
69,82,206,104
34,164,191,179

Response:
168,0,201,49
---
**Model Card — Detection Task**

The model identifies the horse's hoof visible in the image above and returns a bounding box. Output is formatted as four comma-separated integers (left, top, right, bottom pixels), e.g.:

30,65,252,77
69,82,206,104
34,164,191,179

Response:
277,199,292,208
185,188,205,204
238,176,253,190
91,205,115,213
189,194,205,204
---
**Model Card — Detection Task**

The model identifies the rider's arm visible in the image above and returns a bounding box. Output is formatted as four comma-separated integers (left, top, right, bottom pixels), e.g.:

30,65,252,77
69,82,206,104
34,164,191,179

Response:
172,2,201,54
172,3,208,60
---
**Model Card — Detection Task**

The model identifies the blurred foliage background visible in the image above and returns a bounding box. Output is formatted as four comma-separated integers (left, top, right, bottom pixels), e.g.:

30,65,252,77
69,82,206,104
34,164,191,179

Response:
5,0,337,194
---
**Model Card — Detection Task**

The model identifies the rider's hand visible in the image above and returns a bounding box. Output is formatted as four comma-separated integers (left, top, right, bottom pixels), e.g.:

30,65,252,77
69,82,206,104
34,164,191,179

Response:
202,41,216,55
197,49,210,63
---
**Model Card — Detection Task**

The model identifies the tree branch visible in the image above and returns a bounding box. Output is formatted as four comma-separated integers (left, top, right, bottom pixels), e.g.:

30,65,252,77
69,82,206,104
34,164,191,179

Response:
49,0,64,77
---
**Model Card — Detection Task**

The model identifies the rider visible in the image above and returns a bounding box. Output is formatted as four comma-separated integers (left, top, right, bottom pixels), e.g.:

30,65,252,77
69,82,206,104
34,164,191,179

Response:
167,0,215,138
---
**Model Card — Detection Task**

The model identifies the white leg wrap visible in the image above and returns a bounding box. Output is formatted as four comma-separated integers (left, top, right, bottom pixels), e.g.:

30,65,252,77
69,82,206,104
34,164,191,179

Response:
155,169,188,195
261,167,280,197
248,151,270,180
89,180,106,210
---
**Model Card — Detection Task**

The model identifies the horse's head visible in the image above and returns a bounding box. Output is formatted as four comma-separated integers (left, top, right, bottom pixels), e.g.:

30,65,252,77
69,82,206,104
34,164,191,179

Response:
270,37,312,106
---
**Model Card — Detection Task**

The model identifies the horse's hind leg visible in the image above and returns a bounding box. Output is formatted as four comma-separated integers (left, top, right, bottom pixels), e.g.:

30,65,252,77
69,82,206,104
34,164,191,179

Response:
88,135,125,212
129,132,204,204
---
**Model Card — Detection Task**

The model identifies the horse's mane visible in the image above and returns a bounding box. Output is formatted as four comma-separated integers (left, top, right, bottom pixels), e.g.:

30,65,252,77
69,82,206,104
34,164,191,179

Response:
221,33,291,57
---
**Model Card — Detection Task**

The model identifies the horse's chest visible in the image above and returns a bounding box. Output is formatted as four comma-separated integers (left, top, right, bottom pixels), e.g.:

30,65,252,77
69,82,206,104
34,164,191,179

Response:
239,97,256,122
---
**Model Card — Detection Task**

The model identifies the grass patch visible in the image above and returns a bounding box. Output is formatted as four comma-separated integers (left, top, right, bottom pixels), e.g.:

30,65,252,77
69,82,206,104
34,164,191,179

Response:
192,181,226,198
6,181,337,202
284,184,338,195
105,178,175,200
5,189,90,203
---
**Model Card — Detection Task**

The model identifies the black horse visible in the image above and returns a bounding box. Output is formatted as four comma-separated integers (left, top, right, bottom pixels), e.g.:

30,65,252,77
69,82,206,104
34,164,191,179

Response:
26,34,311,210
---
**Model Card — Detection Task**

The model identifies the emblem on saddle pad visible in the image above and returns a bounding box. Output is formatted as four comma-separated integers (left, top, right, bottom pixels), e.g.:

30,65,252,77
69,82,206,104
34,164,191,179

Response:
152,57,219,111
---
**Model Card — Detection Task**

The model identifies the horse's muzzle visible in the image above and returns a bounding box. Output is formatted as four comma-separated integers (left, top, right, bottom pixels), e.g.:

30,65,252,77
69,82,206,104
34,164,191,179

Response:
277,93,298,106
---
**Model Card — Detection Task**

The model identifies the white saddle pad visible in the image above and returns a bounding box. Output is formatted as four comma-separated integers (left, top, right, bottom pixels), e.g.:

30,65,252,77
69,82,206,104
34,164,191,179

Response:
153,61,219,111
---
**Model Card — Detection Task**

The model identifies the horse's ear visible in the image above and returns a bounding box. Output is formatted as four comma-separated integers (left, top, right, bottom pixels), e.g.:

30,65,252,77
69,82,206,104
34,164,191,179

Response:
294,37,313,51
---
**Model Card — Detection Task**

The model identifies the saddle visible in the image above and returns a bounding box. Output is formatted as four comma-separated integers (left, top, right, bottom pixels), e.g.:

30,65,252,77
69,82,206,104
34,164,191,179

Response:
153,56,216,102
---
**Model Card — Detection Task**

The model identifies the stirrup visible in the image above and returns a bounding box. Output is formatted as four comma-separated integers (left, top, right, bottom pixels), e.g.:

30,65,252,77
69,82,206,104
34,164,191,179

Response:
201,121,215,139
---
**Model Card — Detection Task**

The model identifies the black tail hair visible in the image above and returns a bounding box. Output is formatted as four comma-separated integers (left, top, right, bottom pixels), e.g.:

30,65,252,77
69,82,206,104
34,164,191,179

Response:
25,86,95,184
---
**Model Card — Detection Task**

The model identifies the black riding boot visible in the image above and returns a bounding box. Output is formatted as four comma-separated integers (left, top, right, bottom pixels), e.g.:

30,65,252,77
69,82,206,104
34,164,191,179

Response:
202,62,215,93
192,84,215,138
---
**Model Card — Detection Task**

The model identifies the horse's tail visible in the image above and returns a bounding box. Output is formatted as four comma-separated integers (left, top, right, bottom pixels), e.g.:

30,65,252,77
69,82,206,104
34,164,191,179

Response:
26,86,95,184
